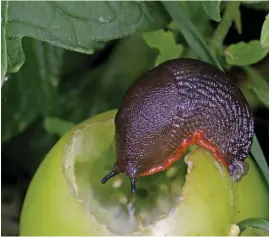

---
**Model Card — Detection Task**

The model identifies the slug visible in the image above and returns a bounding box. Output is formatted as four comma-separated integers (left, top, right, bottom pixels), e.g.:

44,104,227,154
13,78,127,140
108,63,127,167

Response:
101,58,254,193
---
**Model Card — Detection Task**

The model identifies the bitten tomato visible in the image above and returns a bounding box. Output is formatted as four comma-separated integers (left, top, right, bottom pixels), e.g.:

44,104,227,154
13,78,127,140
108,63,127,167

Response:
20,110,269,236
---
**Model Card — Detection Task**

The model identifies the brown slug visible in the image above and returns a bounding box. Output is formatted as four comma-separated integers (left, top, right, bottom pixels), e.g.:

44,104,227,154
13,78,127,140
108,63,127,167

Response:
101,58,254,193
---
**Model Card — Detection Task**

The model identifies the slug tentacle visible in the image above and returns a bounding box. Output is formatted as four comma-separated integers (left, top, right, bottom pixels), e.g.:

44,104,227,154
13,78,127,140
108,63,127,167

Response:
101,58,254,192
101,171,119,184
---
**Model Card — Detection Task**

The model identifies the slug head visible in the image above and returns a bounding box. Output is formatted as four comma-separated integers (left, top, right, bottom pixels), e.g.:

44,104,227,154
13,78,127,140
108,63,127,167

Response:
228,159,249,182
100,61,179,193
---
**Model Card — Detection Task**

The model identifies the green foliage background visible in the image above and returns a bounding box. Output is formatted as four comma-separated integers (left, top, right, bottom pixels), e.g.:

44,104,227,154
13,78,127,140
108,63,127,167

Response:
1,0,269,219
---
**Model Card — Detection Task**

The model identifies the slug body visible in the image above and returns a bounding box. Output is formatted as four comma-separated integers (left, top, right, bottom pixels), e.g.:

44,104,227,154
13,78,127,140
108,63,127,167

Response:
101,58,254,193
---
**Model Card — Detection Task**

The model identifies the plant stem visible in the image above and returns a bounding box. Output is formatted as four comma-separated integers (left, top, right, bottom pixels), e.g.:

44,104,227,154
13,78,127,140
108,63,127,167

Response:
211,2,241,52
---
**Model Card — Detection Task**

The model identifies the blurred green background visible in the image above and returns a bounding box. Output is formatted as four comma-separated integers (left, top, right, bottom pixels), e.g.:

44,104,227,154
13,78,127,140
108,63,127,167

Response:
1,1,269,235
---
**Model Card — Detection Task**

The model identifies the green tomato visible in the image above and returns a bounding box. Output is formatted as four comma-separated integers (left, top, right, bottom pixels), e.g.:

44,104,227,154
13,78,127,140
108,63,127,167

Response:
20,110,269,236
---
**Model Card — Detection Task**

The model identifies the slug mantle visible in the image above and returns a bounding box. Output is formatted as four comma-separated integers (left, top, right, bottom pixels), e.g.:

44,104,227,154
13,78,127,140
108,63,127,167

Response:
101,58,254,193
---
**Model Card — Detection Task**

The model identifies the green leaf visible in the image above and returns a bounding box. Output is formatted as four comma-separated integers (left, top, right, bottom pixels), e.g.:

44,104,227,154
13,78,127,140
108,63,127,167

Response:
201,1,221,22
241,227,269,236
142,30,184,65
237,218,269,233
240,227,269,236
239,82,261,109
253,88,269,108
224,40,269,66
1,1,8,81
44,117,75,137
55,33,157,123
1,38,64,142
175,2,212,22
261,14,269,48
7,38,25,73
251,135,269,188
168,2,215,45
6,1,169,73
242,66,269,109
161,1,222,70
242,1,269,12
